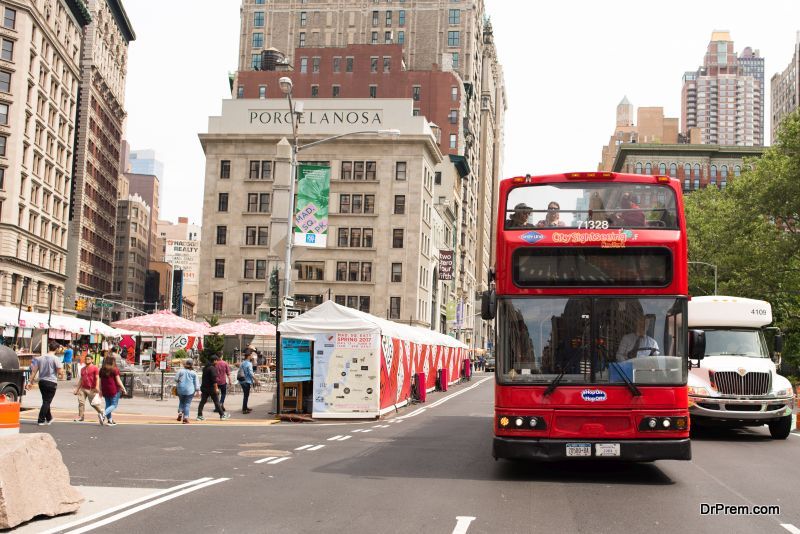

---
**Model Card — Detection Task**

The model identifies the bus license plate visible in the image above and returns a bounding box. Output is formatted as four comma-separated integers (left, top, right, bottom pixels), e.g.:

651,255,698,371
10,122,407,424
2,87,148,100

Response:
566,443,592,457
595,443,621,457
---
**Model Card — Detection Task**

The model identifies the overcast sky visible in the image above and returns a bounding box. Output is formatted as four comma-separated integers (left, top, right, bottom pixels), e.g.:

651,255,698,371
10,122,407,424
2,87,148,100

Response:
122,0,800,226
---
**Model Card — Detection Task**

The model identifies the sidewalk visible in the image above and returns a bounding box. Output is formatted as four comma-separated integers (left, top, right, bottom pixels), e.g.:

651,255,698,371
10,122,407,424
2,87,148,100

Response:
20,377,279,426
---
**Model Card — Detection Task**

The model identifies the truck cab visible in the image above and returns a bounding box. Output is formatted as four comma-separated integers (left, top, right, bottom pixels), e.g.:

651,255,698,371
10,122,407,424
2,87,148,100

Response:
687,296,794,439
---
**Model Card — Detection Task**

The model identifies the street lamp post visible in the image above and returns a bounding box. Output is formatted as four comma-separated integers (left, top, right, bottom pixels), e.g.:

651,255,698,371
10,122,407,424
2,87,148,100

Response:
278,76,399,323
688,261,717,295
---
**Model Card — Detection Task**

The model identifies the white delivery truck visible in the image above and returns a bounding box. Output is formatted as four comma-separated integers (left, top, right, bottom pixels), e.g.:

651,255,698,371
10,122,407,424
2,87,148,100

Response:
687,296,794,439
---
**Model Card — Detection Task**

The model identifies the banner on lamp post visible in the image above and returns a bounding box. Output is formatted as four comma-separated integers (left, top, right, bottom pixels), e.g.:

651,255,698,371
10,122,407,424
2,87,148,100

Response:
293,164,330,248
439,250,454,280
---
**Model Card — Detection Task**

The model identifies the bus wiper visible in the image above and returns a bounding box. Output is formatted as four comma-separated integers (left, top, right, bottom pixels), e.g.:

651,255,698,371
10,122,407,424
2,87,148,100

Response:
607,360,642,397
543,370,567,397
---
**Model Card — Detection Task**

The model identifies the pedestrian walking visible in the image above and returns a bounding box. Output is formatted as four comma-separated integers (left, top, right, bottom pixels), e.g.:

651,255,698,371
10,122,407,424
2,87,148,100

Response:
73,354,105,424
197,355,230,421
237,350,255,414
174,359,199,424
99,355,127,426
213,353,232,413
26,341,64,425
63,344,74,380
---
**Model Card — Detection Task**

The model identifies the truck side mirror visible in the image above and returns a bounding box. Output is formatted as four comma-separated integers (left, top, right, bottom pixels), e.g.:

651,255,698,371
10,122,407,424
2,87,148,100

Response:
774,334,784,353
481,290,496,320
689,329,705,361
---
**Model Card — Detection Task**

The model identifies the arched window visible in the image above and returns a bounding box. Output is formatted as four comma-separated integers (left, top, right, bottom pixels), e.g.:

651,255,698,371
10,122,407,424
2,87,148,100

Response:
645,162,652,174
734,165,741,177
635,162,643,174
720,165,728,189
684,163,691,177
693,164,701,189
659,163,667,174
710,165,717,187
669,163,677,177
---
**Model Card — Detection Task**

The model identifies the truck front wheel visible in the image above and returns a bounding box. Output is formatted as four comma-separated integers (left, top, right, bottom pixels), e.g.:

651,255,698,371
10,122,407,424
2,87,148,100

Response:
768,415,793,440
0,384,19,402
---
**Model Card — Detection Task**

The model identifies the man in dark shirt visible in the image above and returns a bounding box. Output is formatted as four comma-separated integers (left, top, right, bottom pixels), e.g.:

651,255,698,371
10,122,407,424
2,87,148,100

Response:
197,355,230,420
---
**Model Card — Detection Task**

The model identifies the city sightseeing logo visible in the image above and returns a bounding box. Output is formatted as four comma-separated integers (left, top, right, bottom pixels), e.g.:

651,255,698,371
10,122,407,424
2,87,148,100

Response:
581,389,607,402
520,231,544,244
552,229,639,248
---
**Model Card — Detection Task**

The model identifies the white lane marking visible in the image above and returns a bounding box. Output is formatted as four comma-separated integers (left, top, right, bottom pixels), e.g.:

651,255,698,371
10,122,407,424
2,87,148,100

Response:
294,444,313,450
338,435,352,441
397,376,492,420
452,516,476,534
328,434,344,440
64,478,229,534
254,456,277,464
790,432,800,438
782,525,800,534
361,429,373,433
308,444,325,451
39,478,213,534
268,457,291,465
351,429,364,433
372,424,389,428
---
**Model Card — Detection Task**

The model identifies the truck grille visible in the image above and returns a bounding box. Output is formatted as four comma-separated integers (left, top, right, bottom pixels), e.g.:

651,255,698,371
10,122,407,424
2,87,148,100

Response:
714,372,770,396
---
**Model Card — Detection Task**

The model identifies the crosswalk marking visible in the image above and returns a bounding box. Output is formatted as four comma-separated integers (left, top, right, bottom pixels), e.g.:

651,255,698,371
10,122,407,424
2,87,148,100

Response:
328,434,344,440
254,456,277,464
308,444,325,451
295,444,313,450
268,457,291,465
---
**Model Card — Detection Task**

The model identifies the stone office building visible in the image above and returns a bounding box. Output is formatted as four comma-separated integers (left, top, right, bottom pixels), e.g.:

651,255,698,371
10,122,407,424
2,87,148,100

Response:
198,98,446,327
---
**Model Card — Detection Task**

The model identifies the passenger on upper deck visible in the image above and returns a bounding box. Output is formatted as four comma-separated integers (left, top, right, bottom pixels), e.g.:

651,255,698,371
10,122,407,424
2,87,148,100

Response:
507,203,535,228
615,193,646,227
536,201,566,227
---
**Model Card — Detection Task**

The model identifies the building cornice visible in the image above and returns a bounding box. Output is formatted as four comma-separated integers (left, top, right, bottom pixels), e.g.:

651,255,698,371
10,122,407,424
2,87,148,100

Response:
66,0,92,27
612,144,765,171
106,0,136,42
0,255,68,281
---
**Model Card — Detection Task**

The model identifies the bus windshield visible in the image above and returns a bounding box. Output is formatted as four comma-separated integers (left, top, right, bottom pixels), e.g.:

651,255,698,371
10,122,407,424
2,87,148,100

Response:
496,296,688,385
505,183,678,230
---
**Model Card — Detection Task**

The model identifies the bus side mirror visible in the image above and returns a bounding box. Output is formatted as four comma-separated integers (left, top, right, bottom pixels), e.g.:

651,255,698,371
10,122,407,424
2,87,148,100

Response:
689,329,705,361
481,290,496,320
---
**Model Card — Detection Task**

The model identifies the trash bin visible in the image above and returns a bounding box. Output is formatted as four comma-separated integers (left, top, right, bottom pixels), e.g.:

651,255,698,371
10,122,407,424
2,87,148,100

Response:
120,372,134,398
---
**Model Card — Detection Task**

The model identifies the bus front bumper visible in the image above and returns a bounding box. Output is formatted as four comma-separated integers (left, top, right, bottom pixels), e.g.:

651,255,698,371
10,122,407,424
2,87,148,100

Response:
493,437,691,461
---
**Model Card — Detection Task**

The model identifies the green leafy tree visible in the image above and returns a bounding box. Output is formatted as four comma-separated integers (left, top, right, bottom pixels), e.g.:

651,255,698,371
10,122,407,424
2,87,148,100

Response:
202,315,225,365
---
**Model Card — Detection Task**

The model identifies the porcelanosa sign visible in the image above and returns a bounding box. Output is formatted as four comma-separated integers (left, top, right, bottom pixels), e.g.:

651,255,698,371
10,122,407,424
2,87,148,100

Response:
248,109,384,127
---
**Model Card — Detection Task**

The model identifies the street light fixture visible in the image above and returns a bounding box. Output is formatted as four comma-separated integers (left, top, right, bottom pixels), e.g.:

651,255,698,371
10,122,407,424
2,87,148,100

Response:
688,261,717,295
278,76,400,323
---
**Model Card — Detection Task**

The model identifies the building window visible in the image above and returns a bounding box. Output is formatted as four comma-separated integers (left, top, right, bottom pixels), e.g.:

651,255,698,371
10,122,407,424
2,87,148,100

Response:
244,260,255,279
385,31,392,44
451,86,458,101
389,297,401,319
237,85,244,98
251,54,261,69
365,161,376,180
363,228,373,247
354,161,365,180
3,8,15,30
447,31,460,47
299,32,306,47
300,12,307,26
346,57,354,72
339,194,350,213
335,295,346,306
216,226,227,245
369,85,377,98
348,262,359,281
371,57,378,73
220,160,231,179
669,163,677,177
451,52,459,69
297,262,324,280
312,56,320,73
358,296,370,313
371,31,378,45
214,259,225,278
336,262,347,281
393,229,404,248
395,161,407,180
645,162,652,174
386,10,392,26
658,163,666,174
449,134,457,149
1,39,12,61
372,10,379,25
0,70,10,93
242,293,253,315
391,263,402,282
300,57,308,73
383,56,391,72
397,31,405,44
434,171,441,185
350,228,361,247
254,12,264,27
258,85,266,99
734,165,741,177
364,195,375,213
218,193,228,212
332,85,340,97
683,163,690,178
246,226,257,245
332,57,341,73
311,85,318,97
361,262,372,282
412,86,420,101
710,165,717,186
394,195,405,214
340,161,353,180
252,32,264,48
257,226,268,245
338,228,349,247
448,109,458,124
352,194,363,213
399,10,405,26
448,9,460,24
213,292,224,313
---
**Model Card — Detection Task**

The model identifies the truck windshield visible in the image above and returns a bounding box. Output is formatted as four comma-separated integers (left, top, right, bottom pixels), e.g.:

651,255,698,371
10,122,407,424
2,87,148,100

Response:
496,297,688,385
702,329,769,358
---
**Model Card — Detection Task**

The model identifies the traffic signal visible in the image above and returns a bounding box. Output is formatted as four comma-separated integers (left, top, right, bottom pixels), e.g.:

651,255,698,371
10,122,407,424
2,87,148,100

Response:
75,298,83,311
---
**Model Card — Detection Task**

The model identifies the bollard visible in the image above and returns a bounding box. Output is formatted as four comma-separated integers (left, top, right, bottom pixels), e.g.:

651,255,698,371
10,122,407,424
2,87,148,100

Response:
0,394,21,436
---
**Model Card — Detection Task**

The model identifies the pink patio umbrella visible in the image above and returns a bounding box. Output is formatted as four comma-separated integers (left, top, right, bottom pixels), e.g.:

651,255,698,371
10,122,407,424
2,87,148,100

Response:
111,310,208,336
209,319,277,362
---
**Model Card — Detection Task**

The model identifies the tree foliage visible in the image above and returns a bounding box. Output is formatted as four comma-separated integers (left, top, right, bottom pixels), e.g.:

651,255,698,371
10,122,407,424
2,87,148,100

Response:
685,109,800,364
202,315,224,365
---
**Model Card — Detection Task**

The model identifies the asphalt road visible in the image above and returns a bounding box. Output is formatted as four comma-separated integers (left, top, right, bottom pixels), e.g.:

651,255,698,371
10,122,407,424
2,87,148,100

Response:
18,374,800,534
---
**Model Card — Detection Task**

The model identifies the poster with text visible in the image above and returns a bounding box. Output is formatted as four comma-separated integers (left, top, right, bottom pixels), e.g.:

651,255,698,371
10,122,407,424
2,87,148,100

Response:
293,164,330,248
312,332,379,417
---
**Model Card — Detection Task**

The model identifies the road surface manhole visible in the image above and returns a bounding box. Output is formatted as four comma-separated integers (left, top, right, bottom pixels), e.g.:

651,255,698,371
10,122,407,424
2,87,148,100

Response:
237,449,291,458
238,442,273,448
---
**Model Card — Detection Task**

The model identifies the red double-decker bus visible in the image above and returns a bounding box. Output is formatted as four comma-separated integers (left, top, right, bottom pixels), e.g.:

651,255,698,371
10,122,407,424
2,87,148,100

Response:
483,172,704,461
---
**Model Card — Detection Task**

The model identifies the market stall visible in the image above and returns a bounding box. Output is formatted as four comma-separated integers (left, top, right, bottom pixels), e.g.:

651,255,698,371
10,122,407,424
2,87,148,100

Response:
278,301,468,419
